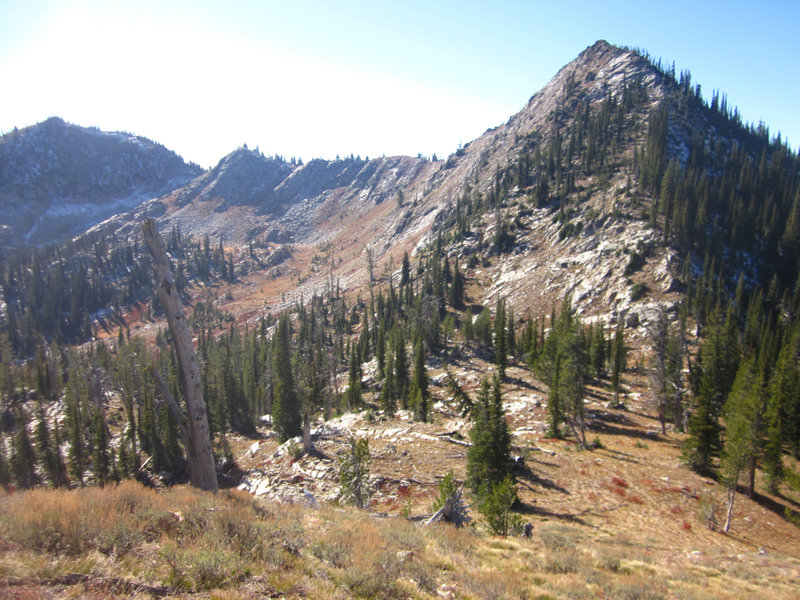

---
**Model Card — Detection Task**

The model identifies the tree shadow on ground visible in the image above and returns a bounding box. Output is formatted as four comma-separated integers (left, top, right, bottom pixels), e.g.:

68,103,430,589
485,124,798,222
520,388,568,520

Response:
589,446,640,465
738,485,800,523
586,421,662,442
516,503,590,526
517,467,570,494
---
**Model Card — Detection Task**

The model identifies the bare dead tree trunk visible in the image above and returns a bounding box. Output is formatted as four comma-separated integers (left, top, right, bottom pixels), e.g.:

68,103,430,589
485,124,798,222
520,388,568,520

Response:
142,218,218,492
724,485,736,533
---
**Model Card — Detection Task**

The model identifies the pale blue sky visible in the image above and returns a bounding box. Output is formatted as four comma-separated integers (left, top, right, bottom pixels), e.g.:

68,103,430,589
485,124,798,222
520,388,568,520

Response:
1,1,797,167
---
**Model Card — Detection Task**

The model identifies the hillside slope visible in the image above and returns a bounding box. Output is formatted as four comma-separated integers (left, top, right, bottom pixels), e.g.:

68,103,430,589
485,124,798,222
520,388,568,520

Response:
0,117,201,247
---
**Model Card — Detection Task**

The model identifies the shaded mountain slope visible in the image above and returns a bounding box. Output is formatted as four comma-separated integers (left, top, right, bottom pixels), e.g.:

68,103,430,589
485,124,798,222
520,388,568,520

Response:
0,117,201,246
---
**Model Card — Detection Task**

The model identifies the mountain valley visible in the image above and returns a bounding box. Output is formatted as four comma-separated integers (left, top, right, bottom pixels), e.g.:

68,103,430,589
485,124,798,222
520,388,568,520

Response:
2,40,800,599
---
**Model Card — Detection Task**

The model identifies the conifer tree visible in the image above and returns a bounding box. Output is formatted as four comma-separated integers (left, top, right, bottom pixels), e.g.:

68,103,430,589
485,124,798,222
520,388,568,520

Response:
64,362,86,486
590,320,606,379
764,339,797,490
685,309,741,475
536,300,587,447
380,351,396,417
547,353,563,438
162,404,183,473
467,375,513,499
411,340,429,422
611,318,626,401
11,407,37,489
449,255,465,309
401,251,411,287
648,306,671,433
339,434,372,509
359,311,370,363
474,308,493,348
344,345,363,411
510,306,519,355
684,393,719,477
35,403,66,487
272,316,302,441
721,356,764,530
117,435,131,479
141,393,164,472
376,325,386,380
462,306,474,342
696,309,741,418
394,334,410,409
92,405,110,487
495,298,508,379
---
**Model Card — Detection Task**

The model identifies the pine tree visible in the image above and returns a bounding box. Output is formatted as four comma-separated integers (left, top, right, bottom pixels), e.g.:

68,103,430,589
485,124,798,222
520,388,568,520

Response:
721,356,764,530
411,340,429,422
141,393,164,472
467,375,513,499
35,403,65,487
117,435,131,479
685,309,741,475
64,362,86,486
344,345,363,411
479,474,518,536
536,300,587,447
764,340,797,490
611,318,626,402
547,353,563,438
401,251,411,287
648,306,671,433
685,393,719,477
506,305,516,360
10,407,37,489
696,309,740,415
394,334,410,409
474,308,493,348
462,306,474,342
376,325,386,380
380,351,396,417
272,316,302,441
449,256,465,309
495,298,508,379
162,404,182,473
338,434,372,509
92,406,110,487
590,320,606,379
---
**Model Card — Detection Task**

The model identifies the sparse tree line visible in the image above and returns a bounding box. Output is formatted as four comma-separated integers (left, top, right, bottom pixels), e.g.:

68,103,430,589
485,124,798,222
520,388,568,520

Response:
0,225,237,356
0,236,471,490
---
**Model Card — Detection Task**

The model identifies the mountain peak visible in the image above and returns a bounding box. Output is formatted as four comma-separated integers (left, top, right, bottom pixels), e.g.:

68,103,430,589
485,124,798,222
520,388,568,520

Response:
40,115,67,128
585,39,614,54
0,119,200,246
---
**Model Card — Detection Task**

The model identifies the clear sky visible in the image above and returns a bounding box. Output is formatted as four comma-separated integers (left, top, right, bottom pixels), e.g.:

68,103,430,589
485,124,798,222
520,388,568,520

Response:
1,1,798,168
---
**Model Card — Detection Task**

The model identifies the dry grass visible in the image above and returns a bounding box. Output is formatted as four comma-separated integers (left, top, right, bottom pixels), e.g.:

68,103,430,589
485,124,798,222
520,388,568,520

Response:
2,479,800,599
